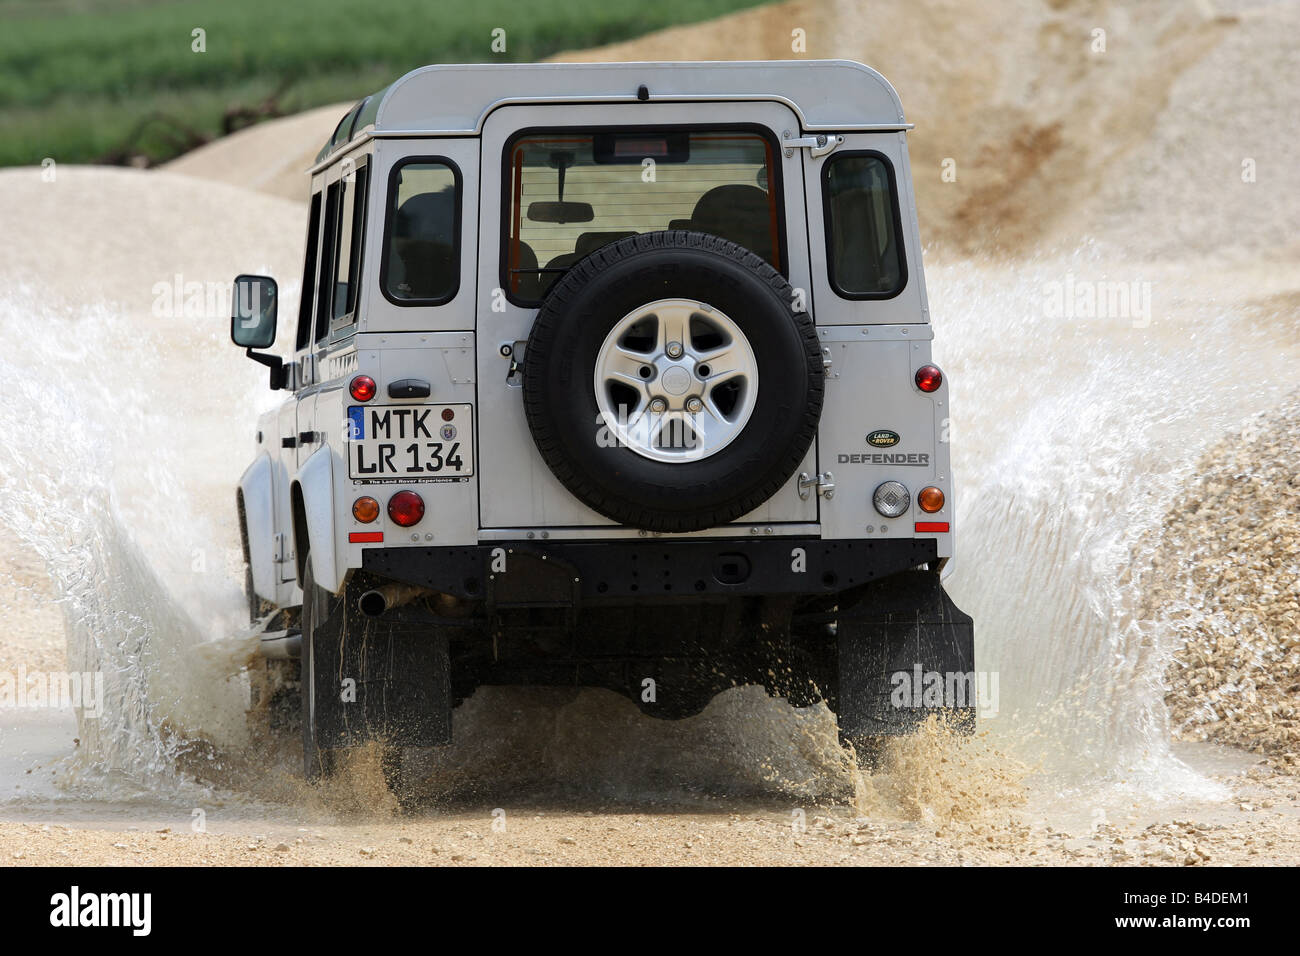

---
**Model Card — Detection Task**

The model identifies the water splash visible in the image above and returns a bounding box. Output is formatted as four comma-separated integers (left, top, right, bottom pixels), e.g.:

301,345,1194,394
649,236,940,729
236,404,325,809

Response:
0,286,256,800
930,248,1299,794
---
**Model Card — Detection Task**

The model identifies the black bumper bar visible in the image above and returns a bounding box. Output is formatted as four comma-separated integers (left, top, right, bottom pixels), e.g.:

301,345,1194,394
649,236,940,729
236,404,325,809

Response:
361,536,938,602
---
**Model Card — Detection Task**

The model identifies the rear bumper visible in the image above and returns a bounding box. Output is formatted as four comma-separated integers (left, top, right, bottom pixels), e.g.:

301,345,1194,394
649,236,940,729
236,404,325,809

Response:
360,535,939,602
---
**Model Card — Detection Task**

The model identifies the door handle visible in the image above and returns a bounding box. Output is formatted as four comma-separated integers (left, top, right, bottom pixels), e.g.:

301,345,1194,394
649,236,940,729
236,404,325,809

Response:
388,378,431,399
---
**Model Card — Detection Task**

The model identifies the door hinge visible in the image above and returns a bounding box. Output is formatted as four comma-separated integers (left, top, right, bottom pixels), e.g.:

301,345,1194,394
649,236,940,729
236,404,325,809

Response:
798,471,835,500
821,346,834,376
782,131,844,159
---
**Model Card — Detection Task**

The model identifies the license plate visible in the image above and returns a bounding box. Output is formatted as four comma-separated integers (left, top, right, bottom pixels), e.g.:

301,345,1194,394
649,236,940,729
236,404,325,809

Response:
346,404,473,482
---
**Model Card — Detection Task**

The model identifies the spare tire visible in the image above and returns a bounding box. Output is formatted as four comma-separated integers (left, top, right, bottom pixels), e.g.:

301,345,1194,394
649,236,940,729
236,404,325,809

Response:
522,231,824,532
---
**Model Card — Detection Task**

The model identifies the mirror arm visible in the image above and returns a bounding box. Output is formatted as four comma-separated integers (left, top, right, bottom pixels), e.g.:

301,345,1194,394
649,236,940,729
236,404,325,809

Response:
244,348,287,390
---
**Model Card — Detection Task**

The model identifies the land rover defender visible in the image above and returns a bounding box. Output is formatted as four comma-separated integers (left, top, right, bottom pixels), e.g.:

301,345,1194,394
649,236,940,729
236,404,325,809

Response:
230,60,975,796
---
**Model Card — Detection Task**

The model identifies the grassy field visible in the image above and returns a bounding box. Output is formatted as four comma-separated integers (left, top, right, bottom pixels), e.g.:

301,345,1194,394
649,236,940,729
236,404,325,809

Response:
0,0,768,168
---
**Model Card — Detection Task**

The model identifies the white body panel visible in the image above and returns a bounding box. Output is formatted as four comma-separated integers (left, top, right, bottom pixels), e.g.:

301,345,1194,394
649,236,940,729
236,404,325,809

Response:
237,60,956,604
297,443,340,591
238,453,277,601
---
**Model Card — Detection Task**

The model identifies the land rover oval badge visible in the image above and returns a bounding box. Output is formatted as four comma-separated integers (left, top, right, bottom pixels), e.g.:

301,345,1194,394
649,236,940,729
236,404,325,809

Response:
866,430,901,448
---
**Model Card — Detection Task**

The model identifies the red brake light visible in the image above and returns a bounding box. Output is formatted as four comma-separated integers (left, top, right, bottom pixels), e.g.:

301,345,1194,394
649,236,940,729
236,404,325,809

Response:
915,365,943,393
387,491,425,527
350,375,377,402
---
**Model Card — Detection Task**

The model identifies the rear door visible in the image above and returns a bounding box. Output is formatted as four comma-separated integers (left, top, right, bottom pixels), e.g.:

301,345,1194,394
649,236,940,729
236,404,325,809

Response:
475,101,819,531
801,134,945,541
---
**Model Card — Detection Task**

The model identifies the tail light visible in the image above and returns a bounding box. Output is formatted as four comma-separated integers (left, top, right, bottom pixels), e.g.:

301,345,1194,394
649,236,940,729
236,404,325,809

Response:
350,375,377,402
917,487,945,513
352,496,379,523
914,365,942,393
387,490,425,527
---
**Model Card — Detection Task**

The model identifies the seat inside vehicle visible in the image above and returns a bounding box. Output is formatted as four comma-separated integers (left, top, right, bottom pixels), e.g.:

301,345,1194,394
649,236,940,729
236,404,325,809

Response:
689,184,776,264
508,239,544,300
544,230,638,271
389,189,456,298
828,187,894,293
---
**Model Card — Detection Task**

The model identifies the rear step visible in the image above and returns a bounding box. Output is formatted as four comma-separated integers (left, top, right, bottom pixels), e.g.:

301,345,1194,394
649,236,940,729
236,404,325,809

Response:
259,628,302,660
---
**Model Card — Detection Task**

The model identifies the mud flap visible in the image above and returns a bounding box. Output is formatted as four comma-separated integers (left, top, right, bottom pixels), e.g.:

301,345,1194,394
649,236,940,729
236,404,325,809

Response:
308,597,452,750
836,569,975,737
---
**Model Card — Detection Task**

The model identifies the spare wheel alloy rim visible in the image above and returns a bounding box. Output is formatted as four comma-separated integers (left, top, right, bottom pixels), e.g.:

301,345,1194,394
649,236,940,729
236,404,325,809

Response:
592,297,759,463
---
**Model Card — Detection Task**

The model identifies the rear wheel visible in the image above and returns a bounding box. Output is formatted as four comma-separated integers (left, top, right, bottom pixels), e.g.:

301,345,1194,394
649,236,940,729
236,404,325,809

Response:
300,550,337,782
840,733,887,773
300,555,451,806
380,745,439,811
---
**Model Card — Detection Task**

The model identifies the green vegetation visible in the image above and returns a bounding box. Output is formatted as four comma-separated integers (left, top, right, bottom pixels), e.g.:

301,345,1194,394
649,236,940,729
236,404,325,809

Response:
0,0,768,168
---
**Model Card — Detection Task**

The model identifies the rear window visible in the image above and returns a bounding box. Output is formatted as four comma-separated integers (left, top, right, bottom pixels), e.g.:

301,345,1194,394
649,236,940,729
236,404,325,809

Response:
823,152,906,298
504,128,781,302
382,159,461,305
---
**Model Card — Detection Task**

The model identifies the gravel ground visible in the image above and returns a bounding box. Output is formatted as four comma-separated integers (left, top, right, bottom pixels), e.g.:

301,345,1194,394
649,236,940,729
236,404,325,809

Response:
1154,397,1300,774
3,760,1297,866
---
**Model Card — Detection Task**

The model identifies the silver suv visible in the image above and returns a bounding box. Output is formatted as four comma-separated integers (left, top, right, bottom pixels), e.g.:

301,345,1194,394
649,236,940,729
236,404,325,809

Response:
230,60,974,798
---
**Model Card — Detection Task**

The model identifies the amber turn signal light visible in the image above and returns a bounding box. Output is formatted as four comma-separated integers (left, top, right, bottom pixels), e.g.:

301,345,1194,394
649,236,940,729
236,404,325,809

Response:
352,496,380,523
917,486,945,513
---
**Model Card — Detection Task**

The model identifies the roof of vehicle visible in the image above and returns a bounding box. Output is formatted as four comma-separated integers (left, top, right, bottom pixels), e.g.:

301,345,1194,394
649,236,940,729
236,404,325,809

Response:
315,60,907,167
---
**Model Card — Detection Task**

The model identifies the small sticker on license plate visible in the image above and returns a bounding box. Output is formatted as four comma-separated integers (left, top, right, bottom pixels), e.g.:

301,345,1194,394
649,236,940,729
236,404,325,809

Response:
346,404,473,482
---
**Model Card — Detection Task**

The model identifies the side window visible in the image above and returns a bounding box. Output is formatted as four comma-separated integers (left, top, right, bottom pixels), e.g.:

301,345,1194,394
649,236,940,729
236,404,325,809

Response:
381,159,460,305
823,152,906,299
314,181,340,343
295,191,323,351
330,162,369,331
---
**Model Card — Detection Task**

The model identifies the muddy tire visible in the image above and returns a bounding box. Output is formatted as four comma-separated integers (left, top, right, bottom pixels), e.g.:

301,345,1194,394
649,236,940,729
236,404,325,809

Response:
840,733,887,773
300,550,337,781
380,745,438,811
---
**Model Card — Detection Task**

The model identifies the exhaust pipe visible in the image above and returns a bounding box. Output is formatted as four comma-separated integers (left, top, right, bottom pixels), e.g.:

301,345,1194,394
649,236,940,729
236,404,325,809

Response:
358,582,429,618
259,630,301,659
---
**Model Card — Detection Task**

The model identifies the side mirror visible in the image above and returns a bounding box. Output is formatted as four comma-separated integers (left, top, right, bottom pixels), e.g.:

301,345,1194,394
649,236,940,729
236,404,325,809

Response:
231,274,278,349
